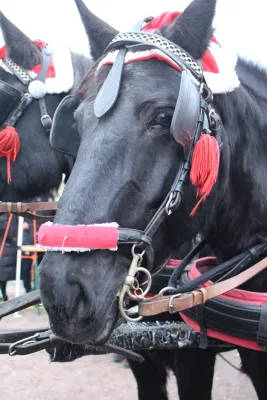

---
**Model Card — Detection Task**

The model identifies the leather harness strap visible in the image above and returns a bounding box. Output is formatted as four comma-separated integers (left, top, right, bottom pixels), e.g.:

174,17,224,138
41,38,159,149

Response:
139,256,267,316
0,201,57,221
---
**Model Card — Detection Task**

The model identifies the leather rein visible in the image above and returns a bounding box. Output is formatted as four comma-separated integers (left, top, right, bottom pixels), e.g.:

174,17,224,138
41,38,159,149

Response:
0,201,57,221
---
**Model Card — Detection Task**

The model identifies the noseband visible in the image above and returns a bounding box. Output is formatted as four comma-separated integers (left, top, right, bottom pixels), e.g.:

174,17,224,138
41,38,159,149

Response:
38,30,223,321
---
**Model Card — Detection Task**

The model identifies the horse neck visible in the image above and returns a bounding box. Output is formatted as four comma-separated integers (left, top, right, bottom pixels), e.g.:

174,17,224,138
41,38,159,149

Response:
200,58,267,258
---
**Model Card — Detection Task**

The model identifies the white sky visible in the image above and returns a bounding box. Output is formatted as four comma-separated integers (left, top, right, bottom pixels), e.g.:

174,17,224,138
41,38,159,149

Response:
0,0,266,67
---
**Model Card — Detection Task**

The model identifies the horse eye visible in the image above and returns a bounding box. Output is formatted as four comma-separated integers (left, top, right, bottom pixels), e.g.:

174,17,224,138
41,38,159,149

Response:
151,110,173,128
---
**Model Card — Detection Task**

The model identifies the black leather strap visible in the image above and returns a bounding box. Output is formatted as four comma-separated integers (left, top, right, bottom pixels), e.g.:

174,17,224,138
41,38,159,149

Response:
94,47,127,118
5,93,33,127
105,32,202,80
174,242,267,295
35,45,53,83
257,303,267,346
36,46,54,131
39,98,52,131
0,290,41,319
118,228,152,247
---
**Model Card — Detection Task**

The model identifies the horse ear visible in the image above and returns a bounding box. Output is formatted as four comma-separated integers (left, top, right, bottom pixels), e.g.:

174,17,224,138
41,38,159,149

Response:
74,0,118,60
158,0,217,59
0,12,42,69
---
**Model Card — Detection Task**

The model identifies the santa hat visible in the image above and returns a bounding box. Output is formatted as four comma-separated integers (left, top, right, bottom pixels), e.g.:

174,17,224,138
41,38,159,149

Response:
98,11,240,94
0,39,74,94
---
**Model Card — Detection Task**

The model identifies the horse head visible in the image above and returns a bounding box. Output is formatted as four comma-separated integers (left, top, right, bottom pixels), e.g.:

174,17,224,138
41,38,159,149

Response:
0,11,91,200
39,0,235,345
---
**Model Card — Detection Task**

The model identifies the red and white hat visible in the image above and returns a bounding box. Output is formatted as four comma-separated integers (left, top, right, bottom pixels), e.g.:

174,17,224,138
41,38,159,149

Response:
0,39,74,94
98,11,240,94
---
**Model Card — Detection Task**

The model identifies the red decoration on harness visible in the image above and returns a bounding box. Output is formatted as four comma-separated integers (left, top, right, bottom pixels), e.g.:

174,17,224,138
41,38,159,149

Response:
38,223,119,252
189,134,220,216
179,257,266,351
0,126,20,183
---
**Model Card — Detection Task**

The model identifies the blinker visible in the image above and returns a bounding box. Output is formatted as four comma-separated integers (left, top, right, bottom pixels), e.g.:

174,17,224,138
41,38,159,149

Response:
0,80,24,128
94,47,127,118
170,71,201,160
50,95,81,158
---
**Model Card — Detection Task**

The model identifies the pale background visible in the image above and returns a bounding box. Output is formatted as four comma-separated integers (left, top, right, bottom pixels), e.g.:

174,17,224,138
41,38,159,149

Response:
0,0,266,67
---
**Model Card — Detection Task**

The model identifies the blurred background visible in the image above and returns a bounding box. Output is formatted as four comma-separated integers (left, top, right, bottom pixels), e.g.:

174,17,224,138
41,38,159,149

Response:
0,0,266,66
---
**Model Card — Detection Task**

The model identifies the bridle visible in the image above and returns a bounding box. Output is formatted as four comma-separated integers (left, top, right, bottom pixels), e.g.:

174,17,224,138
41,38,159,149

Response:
0,44,71,177
93,32,222,264
38,30,224,321
1,44,53,132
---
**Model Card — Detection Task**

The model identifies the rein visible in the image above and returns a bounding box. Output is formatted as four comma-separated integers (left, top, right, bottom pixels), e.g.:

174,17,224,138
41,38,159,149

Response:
0,201,57,221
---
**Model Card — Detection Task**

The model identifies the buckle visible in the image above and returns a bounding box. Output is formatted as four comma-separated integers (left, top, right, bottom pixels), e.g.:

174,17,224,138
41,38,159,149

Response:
41,114,52,131
8,330,59,356
168,293,182,314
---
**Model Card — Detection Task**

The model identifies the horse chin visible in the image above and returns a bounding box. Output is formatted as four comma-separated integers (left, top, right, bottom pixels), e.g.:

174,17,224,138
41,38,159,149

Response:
49,297,119,346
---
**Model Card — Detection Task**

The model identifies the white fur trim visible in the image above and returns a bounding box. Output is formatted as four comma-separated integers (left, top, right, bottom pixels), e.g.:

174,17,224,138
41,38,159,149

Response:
43,221,119,228
0,45,74,94
97,37,240,94
97,49,199,86
203,40,240,94
40,245,118,252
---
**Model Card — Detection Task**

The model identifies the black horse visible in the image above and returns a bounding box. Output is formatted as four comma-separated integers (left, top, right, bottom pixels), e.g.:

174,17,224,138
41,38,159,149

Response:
0,12,91,201
39,0,267,398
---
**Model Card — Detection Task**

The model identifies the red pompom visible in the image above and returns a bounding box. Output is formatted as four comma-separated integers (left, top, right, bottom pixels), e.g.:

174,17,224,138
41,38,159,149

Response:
190,134,220,216
0,126,20,184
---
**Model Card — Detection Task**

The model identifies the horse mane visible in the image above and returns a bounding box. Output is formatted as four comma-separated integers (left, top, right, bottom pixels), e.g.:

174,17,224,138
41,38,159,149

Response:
200,57,267,257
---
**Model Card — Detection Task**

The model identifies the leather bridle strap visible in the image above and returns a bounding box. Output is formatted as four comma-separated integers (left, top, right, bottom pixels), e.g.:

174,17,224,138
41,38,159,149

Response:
136,105,207,253
138,256,267,316
0,201,57,221
35,46,53,131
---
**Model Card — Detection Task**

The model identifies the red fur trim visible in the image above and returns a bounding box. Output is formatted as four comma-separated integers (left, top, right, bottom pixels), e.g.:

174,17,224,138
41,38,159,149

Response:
190,134,220,216
143,11,220,74
143,11,182,31
0,126,20,183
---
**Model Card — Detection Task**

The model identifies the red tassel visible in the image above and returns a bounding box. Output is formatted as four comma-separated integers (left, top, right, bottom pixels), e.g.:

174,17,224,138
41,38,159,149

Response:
0,126,20,184
190,134,220,216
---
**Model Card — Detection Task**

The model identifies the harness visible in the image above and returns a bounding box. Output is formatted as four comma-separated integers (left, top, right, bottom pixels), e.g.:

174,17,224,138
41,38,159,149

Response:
1,44,53,133
147,254,267,351
38,28,223,318
35,26,267,350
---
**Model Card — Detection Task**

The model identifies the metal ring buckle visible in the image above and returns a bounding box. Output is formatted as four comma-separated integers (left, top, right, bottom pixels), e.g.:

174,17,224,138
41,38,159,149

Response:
165,192,175,215
165,192,181,216
131,243,145,258
8,333,40,356
159,286,176,295
41,114,52,130
168,293,182,314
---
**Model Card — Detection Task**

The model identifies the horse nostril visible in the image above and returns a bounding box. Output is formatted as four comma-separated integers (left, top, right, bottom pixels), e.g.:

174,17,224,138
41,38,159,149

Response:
66,271,92,310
